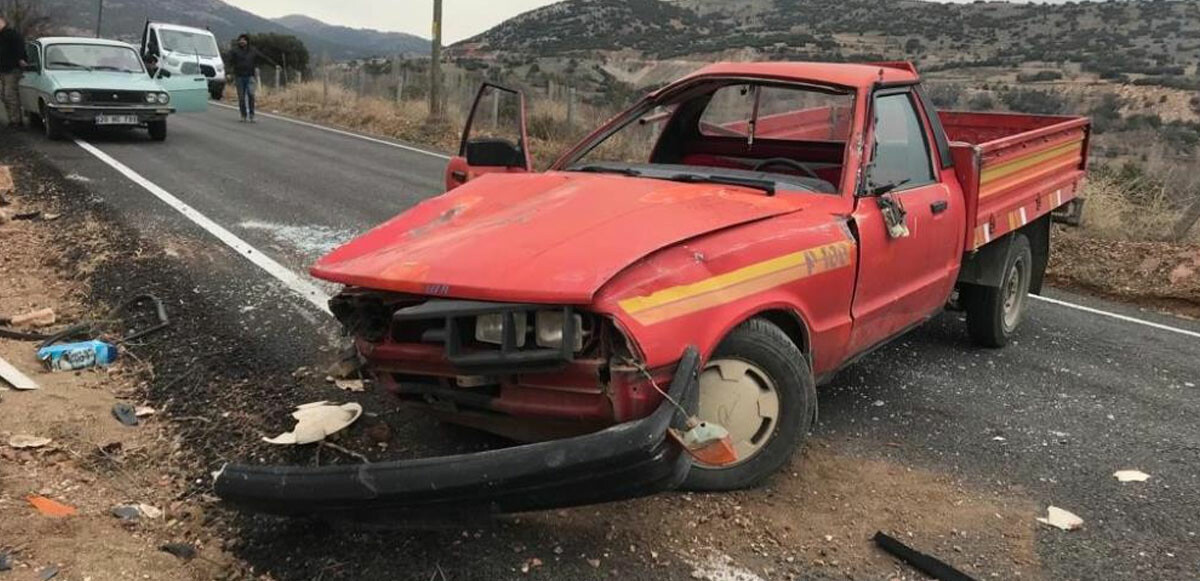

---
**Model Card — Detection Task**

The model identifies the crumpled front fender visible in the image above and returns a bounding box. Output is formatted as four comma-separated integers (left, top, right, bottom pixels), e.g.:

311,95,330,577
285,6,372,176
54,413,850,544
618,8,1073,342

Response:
213,347,700,519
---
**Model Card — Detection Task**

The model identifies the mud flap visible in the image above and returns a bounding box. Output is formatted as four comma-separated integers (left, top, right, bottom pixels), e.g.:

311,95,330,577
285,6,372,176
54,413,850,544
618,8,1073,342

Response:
213,347,700,519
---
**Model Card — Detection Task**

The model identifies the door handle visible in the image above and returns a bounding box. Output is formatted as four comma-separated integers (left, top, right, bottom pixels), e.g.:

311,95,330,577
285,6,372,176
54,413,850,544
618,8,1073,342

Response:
451,170,468,182
931,200,949,214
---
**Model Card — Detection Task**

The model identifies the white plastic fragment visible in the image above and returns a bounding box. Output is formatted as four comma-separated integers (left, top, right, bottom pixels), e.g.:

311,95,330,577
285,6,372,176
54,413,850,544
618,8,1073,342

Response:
334,379,366,393
0,356,38,390
134,406,157,418
264,401,363,445
8,435,52,449
1037,506,1084,531
1114,470,1150,483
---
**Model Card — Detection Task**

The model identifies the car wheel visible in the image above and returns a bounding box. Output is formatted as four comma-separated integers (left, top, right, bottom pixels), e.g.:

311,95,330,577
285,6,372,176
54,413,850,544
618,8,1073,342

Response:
40,104,64,140
962,233,1032,348
682,318,816,491
210,86,225,100
148,119,167,141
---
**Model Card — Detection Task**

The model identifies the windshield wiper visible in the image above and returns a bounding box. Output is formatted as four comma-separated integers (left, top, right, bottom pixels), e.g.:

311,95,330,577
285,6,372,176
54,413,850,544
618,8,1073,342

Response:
572,165,642,177
664,173,776,196
92,65,134,72
48,61,90,70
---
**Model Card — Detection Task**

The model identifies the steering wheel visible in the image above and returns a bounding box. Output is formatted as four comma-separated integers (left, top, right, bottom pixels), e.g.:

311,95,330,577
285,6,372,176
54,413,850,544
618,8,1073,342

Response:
753,157,820,180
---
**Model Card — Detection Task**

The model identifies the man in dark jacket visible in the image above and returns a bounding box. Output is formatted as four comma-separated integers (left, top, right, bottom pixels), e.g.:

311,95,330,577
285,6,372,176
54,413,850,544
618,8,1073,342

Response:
0,15,29,128
228,34,271,122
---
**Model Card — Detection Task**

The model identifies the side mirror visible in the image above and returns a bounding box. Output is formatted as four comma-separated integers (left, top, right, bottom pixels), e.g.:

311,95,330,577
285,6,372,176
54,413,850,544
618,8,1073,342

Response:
465,138,524,168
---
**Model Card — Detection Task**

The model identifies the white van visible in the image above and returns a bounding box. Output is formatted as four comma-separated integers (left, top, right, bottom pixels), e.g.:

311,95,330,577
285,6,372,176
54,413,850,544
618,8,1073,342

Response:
140,21,226,99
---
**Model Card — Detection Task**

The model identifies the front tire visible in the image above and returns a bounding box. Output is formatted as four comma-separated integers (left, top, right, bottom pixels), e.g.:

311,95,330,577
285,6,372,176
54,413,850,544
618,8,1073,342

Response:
961,233,1032,348
41,105,64,140
148,119,167,141
683,318,816,491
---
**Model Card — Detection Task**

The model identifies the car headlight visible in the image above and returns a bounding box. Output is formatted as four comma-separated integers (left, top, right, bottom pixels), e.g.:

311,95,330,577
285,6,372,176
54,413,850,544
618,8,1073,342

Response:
69,91,82,103
55,91,69,103
157,93,170,104
475,313,527,347
145,92,157,103
535,310,585,351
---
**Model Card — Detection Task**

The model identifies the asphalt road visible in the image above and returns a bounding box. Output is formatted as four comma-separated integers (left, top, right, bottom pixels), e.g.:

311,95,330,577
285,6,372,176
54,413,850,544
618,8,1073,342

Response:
12,106,1200,580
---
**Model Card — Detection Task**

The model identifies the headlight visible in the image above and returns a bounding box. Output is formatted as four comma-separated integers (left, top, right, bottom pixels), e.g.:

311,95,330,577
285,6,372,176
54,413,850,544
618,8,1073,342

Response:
145,92,157,103
475,313,527,347
54,91,69,103
157,92,170,104
535,310,584,351
68,91,82,103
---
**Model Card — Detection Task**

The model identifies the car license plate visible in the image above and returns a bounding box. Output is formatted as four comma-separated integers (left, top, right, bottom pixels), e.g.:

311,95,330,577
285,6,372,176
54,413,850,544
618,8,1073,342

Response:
95,114,139,126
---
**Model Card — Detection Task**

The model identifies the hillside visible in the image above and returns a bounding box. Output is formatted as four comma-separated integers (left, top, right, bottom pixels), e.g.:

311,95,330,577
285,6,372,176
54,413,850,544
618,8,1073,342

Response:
33,0,427,60
457,0,1200,75
273,15,429,57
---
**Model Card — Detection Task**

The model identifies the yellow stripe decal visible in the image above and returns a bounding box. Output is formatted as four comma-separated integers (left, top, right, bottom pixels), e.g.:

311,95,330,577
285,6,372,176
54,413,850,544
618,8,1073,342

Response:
619,241,854,326
980,139,1084,185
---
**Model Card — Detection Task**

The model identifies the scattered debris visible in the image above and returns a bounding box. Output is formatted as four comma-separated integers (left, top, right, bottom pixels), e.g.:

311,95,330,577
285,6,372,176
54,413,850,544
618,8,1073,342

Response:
1114,470,1151,483
37,565,58,580
334,379,366,392
159,543,197,562
326,351,361,379
586,558,601,568
520,557,544,573
0,550,12,571
873,531,977,581
0,355,38,390
365,421,392,444
134,405,157,418
1036,506,1084,531
0,165,12,196
12,210,41,221
137,503,164,519
7,308,56,327
263,401,363,445
991,436,1006,442
38,340,119,372
8,435,52,449
111,505,142,522
112,403,140,427
27,495,77,517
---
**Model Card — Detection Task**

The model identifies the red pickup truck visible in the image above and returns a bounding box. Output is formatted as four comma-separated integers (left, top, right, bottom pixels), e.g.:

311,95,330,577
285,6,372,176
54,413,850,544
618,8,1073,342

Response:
216,62,1089,517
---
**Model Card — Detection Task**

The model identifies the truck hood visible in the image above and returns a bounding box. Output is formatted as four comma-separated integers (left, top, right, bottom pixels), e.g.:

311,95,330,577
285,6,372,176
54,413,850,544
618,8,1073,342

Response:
311,172,801,304
48,71,163,93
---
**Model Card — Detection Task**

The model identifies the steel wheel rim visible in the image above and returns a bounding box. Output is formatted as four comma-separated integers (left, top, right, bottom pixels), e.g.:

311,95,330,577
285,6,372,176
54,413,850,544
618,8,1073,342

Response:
1003,257,1026,331
695,358,780,468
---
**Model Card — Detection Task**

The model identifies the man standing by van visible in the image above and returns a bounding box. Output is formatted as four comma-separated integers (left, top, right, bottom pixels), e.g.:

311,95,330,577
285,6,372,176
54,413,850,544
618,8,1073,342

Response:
229,34,271,123
0,15,28,128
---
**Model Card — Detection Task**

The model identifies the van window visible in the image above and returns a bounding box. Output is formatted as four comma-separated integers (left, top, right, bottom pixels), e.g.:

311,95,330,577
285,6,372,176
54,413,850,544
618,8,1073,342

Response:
147,30,159,56
159,30,220,58
870,93,935,191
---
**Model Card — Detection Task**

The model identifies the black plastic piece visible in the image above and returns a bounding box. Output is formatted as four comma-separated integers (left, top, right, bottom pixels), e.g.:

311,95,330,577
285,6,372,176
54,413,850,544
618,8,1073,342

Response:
213,346,701,519
874,531,977,581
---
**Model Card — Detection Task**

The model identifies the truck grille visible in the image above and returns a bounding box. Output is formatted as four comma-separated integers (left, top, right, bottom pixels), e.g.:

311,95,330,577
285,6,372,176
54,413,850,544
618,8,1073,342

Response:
81,90,145,105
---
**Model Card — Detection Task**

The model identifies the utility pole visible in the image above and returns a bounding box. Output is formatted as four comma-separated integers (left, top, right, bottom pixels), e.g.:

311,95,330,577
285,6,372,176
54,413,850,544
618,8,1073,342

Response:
96,0,104,37
429,0,443,120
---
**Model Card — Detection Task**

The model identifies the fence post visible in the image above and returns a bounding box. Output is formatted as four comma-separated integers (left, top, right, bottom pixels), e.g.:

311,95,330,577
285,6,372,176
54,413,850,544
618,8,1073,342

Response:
567,87,576,127
274,66,281,89
399,70,407,103
357,68,364,98
393,54,402,103
322,55,329,105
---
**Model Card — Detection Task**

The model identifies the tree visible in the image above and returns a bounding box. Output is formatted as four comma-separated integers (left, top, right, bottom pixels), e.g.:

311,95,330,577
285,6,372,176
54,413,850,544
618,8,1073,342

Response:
1,0,53,37
234,33,310,74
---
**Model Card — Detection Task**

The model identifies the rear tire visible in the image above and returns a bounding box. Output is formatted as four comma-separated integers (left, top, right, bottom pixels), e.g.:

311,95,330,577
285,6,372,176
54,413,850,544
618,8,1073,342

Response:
148,119,167,141
682,318,816,491
962,233,1032,348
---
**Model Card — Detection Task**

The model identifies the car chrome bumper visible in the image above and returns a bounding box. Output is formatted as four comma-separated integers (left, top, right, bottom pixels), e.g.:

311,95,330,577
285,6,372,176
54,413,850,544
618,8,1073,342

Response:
213,347,700,519
45,104,172,122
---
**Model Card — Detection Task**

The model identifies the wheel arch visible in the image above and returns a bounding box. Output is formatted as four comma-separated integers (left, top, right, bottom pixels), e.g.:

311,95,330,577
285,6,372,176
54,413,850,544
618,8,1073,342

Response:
711,302,814,364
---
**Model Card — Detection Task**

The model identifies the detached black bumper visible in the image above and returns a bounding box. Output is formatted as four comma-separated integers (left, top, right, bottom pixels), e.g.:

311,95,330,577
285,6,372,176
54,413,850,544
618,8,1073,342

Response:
214,347,700,519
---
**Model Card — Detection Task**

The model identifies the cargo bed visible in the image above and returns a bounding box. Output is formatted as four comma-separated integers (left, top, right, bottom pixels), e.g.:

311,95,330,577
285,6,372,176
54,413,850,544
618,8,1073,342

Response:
941,112,1091,251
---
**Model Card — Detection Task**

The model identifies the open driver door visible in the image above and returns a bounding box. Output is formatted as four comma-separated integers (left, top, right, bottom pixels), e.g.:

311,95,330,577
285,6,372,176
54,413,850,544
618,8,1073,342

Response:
445,83,532,191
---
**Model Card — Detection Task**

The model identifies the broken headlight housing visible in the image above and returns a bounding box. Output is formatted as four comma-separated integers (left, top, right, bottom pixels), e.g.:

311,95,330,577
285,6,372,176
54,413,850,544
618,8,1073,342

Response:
475,309,589,352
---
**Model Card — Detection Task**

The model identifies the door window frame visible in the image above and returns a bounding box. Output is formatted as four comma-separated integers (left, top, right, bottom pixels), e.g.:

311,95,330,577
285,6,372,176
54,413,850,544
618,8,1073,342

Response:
25,42,41,72
860,85,938,196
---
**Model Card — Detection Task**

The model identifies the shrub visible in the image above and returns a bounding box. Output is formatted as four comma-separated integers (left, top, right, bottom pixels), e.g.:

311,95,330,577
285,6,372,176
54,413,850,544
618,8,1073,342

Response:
1000,88,1065,115
967,93,996,111
1016,70,1064,83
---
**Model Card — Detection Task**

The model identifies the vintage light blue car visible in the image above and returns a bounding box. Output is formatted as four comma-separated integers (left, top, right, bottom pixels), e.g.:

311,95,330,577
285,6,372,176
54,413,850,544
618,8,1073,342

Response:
18,37,208,141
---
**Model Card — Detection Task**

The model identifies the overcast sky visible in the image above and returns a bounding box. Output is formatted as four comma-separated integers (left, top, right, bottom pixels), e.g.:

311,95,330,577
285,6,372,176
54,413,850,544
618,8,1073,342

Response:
221,0,1080,45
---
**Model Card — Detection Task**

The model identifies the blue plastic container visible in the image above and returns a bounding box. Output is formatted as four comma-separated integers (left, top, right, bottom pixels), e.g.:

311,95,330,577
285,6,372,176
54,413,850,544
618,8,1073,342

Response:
37,341,119,371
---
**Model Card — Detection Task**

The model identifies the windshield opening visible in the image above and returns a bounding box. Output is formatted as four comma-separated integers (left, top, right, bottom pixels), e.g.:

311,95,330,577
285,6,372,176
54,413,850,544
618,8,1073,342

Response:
159,29,221,58
563,79,856,194
44,44,145,74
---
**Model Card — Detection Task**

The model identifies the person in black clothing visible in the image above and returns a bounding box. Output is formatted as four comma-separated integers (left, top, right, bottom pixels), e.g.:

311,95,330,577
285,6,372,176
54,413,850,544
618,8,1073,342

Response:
228,34,272,122
0,15,29,128
145,55,170,79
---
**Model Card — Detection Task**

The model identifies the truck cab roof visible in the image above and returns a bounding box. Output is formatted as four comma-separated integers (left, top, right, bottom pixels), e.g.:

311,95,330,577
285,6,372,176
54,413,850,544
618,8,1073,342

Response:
677,61,921,91
35,37,138,50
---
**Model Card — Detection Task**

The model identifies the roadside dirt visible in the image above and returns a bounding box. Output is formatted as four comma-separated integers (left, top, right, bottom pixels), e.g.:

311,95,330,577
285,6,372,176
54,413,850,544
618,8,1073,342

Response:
1048,227,1200,320
0,185,231,580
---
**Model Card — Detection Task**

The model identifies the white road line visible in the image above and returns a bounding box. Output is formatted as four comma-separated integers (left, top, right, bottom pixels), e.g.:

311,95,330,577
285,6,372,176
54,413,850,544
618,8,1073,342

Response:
1032,295,1200,340
74,139,333,315
211,102,452,160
